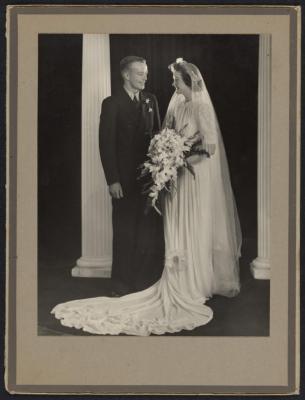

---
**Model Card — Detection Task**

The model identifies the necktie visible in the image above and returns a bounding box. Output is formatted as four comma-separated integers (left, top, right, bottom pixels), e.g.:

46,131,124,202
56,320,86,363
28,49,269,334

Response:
133,95,138,104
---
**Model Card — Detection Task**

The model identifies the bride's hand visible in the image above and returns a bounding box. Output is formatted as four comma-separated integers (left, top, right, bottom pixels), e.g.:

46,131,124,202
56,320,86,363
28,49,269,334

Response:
186,154,203,165
204,143,216,155
187,142,216,164
191,141,216,156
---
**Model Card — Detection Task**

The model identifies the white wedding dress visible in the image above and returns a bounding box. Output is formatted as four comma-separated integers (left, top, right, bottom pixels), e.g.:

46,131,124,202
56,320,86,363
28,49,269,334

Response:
51,64,241,336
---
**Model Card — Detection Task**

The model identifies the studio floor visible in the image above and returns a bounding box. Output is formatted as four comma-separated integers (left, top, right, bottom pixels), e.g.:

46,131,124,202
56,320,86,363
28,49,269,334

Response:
38,238,269,336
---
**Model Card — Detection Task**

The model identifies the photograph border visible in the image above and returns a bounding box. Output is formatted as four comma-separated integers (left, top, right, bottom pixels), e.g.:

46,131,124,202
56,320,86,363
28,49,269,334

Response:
5,4,300,395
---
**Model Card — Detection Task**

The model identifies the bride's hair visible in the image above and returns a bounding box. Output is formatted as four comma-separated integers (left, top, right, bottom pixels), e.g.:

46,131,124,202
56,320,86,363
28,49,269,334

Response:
170,62,192,88
169,59,204,92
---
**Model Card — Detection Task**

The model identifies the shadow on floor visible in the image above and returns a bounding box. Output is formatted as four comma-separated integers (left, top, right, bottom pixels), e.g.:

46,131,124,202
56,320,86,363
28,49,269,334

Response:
38,238,269,336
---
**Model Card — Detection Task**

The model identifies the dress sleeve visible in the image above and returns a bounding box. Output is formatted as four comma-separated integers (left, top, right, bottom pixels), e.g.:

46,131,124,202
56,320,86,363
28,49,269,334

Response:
195,102,218,155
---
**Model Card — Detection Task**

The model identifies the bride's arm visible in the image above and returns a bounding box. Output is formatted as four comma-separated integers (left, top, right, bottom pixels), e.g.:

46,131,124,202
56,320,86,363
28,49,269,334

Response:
186,140,216,165
186,154,203,165
203,143,216,155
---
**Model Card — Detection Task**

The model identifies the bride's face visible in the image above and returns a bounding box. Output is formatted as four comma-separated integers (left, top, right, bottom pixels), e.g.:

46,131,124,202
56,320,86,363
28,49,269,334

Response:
172,71,192,99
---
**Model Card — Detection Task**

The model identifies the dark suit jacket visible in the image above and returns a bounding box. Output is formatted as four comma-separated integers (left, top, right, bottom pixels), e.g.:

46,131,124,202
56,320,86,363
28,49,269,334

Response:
99,88,161,195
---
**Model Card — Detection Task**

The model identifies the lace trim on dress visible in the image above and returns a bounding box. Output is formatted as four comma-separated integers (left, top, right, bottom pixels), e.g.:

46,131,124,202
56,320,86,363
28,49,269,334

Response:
51,302,213,336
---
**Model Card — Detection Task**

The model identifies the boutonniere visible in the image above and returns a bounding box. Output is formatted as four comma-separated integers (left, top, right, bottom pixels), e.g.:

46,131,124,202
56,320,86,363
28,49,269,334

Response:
141,97,154,133
143,97,153,113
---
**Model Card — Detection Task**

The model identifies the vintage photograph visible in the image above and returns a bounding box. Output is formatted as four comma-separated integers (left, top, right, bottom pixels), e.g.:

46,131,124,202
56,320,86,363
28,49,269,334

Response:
5,4,300,394
37,33,270,336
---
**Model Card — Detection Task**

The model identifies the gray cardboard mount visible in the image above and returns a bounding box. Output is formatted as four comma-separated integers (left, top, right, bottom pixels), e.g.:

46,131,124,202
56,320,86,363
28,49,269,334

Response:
5,5,300,395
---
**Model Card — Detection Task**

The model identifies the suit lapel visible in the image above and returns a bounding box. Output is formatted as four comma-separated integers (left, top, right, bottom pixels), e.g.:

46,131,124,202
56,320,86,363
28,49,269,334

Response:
139,92,154,135
119,87,135,110
118,88,149,136
138,91,146,131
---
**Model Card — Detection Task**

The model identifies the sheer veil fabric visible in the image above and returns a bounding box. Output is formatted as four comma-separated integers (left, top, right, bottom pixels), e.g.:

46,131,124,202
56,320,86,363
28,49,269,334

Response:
165,60,242,297
51,59,242,335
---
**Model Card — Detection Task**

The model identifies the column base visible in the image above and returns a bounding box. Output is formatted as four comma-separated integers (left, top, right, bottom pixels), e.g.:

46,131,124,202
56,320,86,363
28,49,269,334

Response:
250,257,271,280
71,256,112,278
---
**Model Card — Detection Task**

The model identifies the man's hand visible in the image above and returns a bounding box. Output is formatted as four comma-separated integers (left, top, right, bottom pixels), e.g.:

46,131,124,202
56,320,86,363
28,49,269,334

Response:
109,182,124,199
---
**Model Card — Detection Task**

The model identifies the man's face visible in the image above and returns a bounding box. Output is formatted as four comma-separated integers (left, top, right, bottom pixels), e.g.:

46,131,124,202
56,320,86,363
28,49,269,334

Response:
125,61,148,91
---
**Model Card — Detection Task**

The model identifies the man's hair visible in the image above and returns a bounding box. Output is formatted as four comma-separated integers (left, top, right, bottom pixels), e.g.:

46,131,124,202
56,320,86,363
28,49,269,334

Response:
119,56,146,74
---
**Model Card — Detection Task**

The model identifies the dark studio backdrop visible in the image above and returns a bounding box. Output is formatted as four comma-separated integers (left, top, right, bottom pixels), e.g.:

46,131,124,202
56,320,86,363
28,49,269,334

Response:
38,34,258,271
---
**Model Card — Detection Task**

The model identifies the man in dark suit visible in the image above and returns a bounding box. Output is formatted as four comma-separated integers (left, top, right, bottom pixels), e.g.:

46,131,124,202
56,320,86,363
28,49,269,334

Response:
99,56,165,296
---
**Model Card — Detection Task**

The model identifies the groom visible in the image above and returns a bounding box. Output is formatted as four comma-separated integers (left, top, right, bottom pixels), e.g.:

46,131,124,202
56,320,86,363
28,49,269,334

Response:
99,56,165,296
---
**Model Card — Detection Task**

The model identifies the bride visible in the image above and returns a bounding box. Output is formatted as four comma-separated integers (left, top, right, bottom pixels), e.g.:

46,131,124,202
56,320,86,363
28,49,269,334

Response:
51,59,242,336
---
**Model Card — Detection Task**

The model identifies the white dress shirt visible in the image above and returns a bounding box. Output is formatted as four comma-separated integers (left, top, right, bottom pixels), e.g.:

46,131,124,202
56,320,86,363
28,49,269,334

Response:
124,87,140,101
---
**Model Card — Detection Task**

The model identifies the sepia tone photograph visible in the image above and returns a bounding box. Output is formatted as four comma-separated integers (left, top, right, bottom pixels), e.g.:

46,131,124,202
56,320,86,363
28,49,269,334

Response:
37,33,269,337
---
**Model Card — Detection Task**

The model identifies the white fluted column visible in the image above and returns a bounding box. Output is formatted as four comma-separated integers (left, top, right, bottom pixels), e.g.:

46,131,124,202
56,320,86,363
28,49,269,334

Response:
250,35,271,280
72,34,112,278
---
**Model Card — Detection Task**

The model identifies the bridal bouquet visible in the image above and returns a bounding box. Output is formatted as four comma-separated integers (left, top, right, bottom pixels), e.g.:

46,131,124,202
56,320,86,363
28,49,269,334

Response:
139,125,209,215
